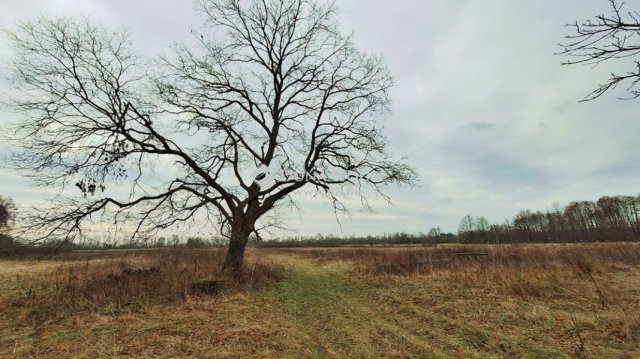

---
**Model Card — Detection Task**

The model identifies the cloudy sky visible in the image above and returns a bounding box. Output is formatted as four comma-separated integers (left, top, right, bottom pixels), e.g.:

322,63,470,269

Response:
1,0,639,237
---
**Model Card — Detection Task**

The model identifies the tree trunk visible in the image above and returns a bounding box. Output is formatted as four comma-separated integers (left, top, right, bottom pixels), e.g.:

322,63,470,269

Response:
222,220,253,276
222,198,263,277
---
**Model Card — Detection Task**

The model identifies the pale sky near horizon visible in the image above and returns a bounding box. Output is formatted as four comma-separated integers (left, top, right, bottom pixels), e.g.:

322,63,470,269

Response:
1,0,639,238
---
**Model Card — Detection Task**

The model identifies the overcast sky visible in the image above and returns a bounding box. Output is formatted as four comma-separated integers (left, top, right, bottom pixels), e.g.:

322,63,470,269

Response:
1,0,639,237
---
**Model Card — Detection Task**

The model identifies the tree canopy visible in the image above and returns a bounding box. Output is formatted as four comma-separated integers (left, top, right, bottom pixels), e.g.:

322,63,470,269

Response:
560,0,640,101
4,0,415,272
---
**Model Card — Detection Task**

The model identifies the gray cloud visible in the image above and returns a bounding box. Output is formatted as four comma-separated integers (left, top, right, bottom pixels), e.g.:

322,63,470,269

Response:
1,0,639,236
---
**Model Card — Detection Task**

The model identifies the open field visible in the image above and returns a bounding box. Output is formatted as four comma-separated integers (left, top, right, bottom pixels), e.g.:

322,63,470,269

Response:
1,244,639,358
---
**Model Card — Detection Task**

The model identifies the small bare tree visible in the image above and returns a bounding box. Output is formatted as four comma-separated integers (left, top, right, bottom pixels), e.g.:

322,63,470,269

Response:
560,0,640,101
3,0,415,274
0,196,16,234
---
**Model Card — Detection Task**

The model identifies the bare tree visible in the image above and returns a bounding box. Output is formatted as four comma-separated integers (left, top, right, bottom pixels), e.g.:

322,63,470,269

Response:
3,0,415,274
458,215,474,235
427,227,441,238
475,216,490,231
0,196,16,234
560,0,640,101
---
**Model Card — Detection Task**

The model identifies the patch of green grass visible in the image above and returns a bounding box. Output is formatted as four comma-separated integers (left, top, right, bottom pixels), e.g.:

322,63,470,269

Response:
460,325,491,350
52,329,81,341
604,340,624,350
530,348,568,359
269,260,378,356
269,257,466,358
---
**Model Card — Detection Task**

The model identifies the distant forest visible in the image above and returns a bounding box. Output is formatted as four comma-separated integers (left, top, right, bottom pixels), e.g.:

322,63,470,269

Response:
458,194,640,244
263,193,640,247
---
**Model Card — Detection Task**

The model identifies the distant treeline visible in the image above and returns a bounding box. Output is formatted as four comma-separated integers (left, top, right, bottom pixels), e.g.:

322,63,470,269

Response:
1,232,460,255
0,235,230,256
257,232,457,248
458,194,640,243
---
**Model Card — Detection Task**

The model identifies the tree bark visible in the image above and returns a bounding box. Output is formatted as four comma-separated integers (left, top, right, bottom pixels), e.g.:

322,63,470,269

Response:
222,231,250,276
222,213,256,276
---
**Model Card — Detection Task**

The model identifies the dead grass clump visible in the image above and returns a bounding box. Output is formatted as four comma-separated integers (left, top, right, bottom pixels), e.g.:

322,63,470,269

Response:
10,248,285,317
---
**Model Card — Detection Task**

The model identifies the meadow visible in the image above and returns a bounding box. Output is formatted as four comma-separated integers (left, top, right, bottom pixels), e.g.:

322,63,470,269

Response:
1,243,639,358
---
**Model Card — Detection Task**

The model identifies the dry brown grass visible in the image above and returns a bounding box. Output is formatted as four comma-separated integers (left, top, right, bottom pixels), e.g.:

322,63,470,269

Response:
297,243,640,354
298,243,640,301
0,248,300,358
7,248,286,317
299,243,640,287
2,244,639,358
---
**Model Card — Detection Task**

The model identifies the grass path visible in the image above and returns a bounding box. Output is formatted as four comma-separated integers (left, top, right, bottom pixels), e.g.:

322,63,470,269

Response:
267,253,469,358
265,252,591,358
